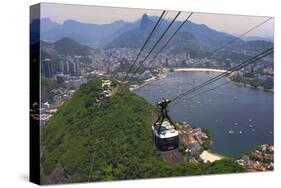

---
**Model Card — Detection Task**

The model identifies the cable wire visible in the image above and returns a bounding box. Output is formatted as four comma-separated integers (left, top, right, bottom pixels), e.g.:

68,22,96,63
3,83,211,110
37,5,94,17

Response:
123,10,166,81
171,47,273,103
143,12,193,69
132,11,182,74
171,81,230,107
136,16,272,74
211,17,272,54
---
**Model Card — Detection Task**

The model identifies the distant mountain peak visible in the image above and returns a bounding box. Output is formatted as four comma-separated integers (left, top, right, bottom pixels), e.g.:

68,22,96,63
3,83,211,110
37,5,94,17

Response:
63,19,80,25
40,17,60,32
41,17,52,21
140,13,153,30
55,37,75,43
142,13,149,19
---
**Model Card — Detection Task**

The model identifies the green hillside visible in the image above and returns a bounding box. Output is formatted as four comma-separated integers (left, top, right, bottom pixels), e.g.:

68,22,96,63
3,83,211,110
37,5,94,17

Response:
54,37,91,56
41,80,245,184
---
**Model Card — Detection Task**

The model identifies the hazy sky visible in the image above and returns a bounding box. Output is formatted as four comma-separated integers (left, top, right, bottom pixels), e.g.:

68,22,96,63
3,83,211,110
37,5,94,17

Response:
40,3,274,38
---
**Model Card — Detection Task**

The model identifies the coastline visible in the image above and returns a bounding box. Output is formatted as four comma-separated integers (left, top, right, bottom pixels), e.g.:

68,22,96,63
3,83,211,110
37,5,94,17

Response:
173,67,273,92
133,67,273,93
131,70,168,91
173,67,229,73
200,150,225,163
227,77,274,92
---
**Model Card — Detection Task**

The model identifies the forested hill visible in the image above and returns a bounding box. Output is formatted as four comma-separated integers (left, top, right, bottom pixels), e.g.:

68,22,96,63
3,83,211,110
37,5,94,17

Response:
41,80,245,184
41,37,91,56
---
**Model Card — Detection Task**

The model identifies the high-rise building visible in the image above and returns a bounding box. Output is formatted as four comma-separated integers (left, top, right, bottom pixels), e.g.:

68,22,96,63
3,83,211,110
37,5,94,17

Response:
69,62,76,74
64,61,70,73
58,61,64,72
42,58,53,78
75,62,80,75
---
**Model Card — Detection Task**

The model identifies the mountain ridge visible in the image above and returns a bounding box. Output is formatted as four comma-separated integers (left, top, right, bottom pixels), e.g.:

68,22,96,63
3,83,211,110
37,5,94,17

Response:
37,16,243,48
40,17,128,46
37,16,273,59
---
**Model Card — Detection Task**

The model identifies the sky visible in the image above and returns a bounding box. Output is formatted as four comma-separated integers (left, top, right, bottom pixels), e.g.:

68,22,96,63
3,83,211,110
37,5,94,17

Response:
40,3,274,39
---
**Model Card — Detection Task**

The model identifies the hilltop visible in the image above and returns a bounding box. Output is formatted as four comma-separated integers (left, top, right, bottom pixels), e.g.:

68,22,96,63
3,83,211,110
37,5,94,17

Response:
41,37,91,56
41,80,245,184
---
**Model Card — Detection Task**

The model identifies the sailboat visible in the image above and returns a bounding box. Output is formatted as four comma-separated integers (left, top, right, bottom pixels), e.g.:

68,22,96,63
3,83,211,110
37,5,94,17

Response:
228,130,234,135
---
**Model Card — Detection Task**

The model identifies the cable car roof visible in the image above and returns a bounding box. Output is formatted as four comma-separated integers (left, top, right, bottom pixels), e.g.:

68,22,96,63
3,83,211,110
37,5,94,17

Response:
152,121,179,138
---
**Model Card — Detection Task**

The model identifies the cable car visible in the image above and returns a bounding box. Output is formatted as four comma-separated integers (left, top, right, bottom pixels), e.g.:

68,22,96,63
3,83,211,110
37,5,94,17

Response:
152,99,179,151
152,121,179,151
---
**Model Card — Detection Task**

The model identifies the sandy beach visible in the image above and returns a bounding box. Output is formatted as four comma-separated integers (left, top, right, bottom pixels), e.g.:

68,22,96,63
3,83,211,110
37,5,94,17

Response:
173,68,229,73
200,150,224,163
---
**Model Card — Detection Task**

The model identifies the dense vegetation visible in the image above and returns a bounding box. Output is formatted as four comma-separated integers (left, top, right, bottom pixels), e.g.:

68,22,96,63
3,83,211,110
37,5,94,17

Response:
41,76,57,91
41,80,246,184
202,128,212,150
54,37,91,56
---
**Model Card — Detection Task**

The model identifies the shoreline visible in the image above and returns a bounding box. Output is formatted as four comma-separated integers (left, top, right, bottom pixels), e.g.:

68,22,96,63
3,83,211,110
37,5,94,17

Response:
173,67,273,92
173,67,229,73
227,77,273,92
200,150,225,163
131,70,168,91
133,67,272,93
